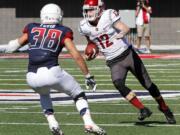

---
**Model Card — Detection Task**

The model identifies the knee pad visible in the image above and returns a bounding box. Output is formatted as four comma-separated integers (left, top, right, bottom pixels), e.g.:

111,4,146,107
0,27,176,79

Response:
113,79,131,97
147,83,160,97
74,92,89,116
73,92,87,103
34,87,50,95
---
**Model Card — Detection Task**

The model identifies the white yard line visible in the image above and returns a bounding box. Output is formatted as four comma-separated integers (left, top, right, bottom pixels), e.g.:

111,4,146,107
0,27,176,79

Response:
0,89,179,92
1,111,180,116
2,68,180,73
146,63,180,67
0,79,25,80
0,108,28,110
1,83,180,86
0,122,180,127
7,103,180,109
0,75,24,76
0,83,27,85
1,78,180,81
0,62,179,70
1,74,180,78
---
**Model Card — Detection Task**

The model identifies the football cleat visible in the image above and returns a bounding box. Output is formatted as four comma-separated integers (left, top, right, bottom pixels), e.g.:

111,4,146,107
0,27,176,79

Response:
138,107,152,121
46,115,64,135
158,106,176,124
51,127,64,135
85,124,106,135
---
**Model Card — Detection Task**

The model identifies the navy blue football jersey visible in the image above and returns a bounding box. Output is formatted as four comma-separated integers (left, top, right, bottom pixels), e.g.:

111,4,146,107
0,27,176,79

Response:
23,23,73,72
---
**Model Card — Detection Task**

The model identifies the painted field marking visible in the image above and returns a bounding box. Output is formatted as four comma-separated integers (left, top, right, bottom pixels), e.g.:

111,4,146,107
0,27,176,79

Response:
0,122,180,127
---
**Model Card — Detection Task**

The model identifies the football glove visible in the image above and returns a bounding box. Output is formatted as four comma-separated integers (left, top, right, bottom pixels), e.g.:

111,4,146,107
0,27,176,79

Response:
85,76,97,92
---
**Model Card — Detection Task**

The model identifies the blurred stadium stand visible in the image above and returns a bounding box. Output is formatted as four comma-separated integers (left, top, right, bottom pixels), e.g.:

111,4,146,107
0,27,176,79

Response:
0,0,180,47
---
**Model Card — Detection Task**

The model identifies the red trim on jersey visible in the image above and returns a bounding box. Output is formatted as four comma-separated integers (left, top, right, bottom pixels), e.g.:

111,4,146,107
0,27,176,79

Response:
61,32,73,45
23,25,28,34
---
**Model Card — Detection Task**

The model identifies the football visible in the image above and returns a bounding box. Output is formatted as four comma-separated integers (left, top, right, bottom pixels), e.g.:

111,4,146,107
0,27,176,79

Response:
84,42,99,60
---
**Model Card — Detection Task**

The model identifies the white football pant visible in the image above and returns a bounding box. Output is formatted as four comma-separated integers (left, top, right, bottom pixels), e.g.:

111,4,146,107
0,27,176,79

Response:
26,66,83,110
26,66,83,96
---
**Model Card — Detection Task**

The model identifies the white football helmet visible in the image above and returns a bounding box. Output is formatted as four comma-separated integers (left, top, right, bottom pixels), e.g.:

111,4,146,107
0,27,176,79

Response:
83,0,105,22
40,3,63,24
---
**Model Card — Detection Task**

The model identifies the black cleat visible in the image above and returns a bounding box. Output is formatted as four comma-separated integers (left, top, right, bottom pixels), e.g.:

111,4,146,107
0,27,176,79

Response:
158,107,176,124
138,107,152,121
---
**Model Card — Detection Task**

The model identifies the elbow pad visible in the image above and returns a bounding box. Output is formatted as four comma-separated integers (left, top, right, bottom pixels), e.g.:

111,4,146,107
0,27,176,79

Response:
5,39,21,53
0,39,21,53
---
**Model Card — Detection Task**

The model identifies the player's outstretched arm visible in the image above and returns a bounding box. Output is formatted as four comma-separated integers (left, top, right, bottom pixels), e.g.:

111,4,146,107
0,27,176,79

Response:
64,38,97,91
0,33,28,53
64,38,89,76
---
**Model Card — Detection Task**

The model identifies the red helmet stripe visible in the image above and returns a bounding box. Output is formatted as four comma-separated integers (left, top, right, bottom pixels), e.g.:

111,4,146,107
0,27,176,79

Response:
84,0,98,6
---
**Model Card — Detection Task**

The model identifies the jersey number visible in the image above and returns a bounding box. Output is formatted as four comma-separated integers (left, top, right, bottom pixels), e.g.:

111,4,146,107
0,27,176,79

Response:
96,34,113,49
31,28,62,52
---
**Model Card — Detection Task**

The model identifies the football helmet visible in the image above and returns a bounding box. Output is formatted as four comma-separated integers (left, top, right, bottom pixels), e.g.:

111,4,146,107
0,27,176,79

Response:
83,0,105,22
40,3,63,24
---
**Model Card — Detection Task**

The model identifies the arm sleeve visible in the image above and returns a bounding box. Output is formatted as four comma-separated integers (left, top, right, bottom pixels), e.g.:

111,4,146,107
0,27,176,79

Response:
110,9,121,25
61,29,73,45
22,23,30,34
78,24,85,36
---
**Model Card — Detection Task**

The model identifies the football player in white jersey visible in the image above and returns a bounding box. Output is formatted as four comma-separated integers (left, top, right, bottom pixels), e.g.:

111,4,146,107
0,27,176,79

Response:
79,0,176,124
0,3,106,135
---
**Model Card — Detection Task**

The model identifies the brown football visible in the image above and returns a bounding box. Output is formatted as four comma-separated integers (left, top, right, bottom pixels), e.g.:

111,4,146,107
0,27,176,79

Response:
84,42,99,60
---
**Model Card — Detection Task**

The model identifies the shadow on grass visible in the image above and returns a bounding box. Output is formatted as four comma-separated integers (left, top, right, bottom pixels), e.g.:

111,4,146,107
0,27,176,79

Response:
135,121,167,127
119,121,167,127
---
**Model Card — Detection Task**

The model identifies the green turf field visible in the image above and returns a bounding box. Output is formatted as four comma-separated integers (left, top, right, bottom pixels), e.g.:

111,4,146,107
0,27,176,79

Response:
1,58,180,90
0,58,180,135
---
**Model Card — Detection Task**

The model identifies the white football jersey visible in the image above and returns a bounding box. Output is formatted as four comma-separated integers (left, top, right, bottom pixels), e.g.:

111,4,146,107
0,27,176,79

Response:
79,9,130,60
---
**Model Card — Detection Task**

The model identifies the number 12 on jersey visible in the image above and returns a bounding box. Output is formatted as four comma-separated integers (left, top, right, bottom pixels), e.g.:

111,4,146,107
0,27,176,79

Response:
96,34,113,49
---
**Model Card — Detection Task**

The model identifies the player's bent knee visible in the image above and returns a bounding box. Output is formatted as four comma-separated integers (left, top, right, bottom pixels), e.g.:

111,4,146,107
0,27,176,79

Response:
113,79,124,90
147,83,160,97
73,92,87,103
113,79,131,97
34,88,50,95
74,92,89,116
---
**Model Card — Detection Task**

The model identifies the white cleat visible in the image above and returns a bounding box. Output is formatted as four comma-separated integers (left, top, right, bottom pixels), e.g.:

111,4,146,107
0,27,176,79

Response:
85,124,106,135
46,115,64,135
51,127,64,135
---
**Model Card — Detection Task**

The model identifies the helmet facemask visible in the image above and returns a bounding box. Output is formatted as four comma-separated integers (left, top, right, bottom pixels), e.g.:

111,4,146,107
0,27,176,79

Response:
83,6,100,22
83,0,104,22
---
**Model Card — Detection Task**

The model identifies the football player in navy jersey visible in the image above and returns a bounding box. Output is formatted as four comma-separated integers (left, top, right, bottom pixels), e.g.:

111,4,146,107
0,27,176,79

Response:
79,0,176,124
0,3,106,135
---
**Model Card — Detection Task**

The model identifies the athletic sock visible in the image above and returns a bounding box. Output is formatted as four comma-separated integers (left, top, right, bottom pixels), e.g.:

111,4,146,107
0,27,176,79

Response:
155,96,168,111
129,96,145,109
76,99,94,125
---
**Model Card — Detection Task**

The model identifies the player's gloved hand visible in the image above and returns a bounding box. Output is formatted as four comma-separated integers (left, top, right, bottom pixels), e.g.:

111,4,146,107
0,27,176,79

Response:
85,75,97,92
